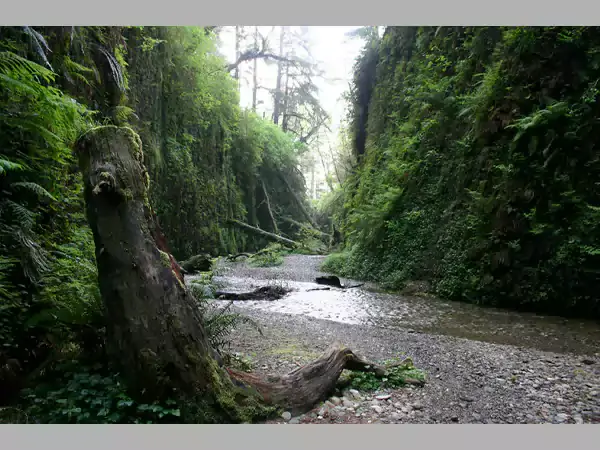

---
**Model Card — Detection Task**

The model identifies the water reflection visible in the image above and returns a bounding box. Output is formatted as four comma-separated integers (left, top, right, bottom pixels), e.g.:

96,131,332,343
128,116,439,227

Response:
197,274,600,356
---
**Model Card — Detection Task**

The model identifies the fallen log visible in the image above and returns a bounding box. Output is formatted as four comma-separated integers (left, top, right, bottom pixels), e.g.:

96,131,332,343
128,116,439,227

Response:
280,216,328,239
229,219,298,247
215,285,291,301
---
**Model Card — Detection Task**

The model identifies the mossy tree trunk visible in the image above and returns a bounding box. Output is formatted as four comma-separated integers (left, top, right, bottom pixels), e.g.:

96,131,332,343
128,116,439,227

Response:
78,126,225,401
78,126,407,422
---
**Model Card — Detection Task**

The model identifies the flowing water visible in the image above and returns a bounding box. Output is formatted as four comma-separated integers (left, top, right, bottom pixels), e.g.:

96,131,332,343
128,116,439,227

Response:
192,255,600,356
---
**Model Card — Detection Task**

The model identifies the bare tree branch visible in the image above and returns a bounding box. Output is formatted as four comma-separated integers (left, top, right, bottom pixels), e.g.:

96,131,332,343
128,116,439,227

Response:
227,50,300,73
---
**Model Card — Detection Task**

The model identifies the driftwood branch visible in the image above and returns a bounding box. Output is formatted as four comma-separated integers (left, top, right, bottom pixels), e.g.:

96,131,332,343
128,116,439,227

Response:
226,253,252,261
228,341,406,415
215,285,291,301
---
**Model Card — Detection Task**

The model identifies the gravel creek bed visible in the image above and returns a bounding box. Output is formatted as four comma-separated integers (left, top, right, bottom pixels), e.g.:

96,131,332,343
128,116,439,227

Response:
189,255,600,424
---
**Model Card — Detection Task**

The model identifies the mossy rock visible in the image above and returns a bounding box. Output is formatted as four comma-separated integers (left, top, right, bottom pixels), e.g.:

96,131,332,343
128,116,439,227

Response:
181,254,212,274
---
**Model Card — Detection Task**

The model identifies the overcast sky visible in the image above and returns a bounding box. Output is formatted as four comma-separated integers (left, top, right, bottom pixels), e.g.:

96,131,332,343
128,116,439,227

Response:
218,26,365,134
217,26,368,197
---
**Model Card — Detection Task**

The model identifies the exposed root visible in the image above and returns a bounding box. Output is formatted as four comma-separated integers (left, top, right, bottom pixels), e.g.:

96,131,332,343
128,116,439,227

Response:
227,341,413,415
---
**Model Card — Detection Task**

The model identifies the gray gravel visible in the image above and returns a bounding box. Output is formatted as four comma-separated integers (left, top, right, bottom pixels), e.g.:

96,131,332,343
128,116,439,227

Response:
213,255,600,424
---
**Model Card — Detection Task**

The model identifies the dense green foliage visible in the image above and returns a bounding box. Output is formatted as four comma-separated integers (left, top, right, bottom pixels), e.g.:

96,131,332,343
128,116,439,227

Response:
338,357,425,392
0,26,313,420
325,26,600,318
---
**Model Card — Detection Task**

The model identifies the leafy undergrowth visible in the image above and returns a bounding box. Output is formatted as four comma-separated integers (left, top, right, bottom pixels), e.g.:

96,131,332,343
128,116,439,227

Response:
0,269,265,424
337,358,426,392
320,252,352,277
5,362,182,424
248,243,286,267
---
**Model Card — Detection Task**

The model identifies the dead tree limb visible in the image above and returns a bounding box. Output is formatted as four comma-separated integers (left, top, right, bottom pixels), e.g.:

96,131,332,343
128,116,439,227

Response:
277,173,318,230
228,219,298,247
260,179,279,234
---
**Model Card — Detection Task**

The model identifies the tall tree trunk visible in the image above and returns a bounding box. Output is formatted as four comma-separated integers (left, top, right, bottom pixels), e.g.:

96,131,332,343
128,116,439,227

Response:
77,126,414,422
281,60,291,131
252,27,258,112
328,142,343,186
234,26,241,82
272,26,285,125
310,160,316,200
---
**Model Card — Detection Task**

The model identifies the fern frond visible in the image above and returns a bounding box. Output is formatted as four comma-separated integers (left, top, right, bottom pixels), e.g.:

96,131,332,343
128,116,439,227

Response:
0,51,54,83
95,44,125,91
22,26,53,70
11,182,56,201
0,199,36,229
0,157,23,175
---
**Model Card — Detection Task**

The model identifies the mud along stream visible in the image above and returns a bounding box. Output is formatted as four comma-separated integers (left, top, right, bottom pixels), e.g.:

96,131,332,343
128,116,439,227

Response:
187,254,600,424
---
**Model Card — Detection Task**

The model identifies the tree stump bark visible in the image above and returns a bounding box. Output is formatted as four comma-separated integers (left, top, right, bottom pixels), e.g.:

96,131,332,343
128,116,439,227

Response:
78,126,219,401
78,126,414,422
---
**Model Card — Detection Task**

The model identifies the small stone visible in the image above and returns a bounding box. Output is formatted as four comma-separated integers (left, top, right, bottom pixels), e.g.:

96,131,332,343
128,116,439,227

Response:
472,413,481,421
582,359,595,365
318,407,326,416
412,402,423,410
371,405,383,414
391,412,401,420
342,399,353,408
459,396,475,403
555,413,568,423
282,411,292,421
289,417,300,424
330,396,342,406
376,394,391,400
348,389,360,399
574,415,584,424
451,416,459,422
401,406,410,413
